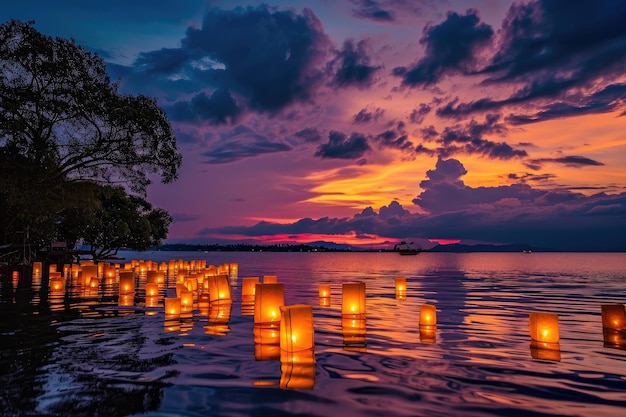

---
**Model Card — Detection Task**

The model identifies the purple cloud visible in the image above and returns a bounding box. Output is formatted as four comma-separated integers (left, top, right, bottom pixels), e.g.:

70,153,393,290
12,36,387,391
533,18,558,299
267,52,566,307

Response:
315,130,371,159
327,39,382,88
398,9,493,87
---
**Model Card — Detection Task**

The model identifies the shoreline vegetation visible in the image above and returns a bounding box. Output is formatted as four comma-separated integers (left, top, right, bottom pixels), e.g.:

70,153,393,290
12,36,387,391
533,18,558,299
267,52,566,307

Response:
146,242,602,253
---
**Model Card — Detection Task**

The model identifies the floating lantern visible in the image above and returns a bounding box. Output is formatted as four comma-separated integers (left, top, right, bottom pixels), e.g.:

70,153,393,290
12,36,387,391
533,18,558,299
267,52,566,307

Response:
146,282,159,297
49,264,57,273
342,282,366,317
177,272,186,284
89,277,99,289
119,271,135,294
420,304,437,326
529,312,560,343
32,262,42,276
180,290,194,312
254,283,285,325
280,349,315,390
263,275,278,284
395,277,407,300
49,277,65,292
229,263,238,279
146,270,158,284
601,304,626,330
175,283,188,297
208,274,232,303
242,277,260,302
280,304,314,354
185,277,198,292
165,297,181,316
319,284,331,298
82,265,98,286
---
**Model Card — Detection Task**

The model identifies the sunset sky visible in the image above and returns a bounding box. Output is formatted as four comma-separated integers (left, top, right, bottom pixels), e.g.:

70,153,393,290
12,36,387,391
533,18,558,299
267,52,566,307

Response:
3,0,626,251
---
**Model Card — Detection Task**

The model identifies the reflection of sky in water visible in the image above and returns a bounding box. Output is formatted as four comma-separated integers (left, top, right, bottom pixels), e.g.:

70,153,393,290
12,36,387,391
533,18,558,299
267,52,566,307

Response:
1,252,626,416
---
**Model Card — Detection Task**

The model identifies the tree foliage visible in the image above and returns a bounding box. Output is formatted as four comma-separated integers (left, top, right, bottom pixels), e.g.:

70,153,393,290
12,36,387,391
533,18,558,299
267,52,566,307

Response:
0,20,181,260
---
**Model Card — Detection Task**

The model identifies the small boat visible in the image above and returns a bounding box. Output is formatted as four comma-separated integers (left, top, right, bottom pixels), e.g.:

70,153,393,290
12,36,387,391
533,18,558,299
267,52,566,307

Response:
394,241,421,256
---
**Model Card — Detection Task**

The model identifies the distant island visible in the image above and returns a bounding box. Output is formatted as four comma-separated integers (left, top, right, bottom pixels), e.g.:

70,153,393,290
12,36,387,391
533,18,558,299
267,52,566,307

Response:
147,242,554,253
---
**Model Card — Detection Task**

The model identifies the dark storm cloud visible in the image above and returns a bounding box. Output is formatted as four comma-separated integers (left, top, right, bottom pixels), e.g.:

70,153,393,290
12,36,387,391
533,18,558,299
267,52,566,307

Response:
315,130,371,159
527,156,605,169
201,126,291,164
202,158,626,250
439,1,626,119
294,127,322,143
353,107,385,124
417,115,527,160
166,88,242,125
327,39,382,88
349,0,395,22
374,127,414,153
398,9,493,87
127,5,331,114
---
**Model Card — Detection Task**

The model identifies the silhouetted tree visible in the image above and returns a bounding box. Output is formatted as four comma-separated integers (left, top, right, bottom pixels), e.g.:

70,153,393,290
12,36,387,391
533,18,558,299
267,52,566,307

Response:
0,20,181,255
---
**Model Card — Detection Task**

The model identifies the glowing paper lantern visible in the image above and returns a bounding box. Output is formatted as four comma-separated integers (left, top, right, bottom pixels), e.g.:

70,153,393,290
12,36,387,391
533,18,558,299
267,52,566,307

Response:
242,277,260,302
119,271,135,294
601,304,626,330
420,304,437,326
146,270,158,284
32,262,42,276
180,290,194,312
280,304,314,353
263,275,278,284
254,283,285,325
146,282,159,297
395,277,407,300
165,297,181,316
49,277,65,292
89,277,99,289
529,312,560,343
342,282,366,317
175,283,188,297
229,263,238,279
208,274,232,303
319,284,331,298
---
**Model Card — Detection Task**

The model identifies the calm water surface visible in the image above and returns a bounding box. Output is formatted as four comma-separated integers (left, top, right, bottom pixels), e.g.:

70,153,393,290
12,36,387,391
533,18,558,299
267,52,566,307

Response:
1,252,626,417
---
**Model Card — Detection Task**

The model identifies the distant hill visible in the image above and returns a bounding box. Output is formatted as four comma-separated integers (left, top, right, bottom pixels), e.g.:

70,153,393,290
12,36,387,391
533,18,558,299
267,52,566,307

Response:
429,243,553,253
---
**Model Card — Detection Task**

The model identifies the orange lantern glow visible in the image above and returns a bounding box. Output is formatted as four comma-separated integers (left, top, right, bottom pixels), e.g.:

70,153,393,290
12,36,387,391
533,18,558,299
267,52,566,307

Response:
119,271,135,294
49,277,65,292
280,349,315,390
89,277,99,289
601,304,626,330
146,282,159,297
242,277,260,302
254,283,285,325
280,304,314,353
82,265,98,286
319,284,331,298
119,293,134,307
263,275,278,284
165,297,181,316
229,262,238,279
146,296,159,308
420,304,437,326
208,274,232,303
175,283,188,296
529,312,560,343
32,262,42,276
180,290,194,312
146,270,158,284
395,277,407,300
342,282,366,317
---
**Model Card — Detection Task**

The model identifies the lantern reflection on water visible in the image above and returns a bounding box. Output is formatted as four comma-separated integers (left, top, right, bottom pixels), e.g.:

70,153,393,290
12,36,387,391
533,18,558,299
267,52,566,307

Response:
280,349,315,390
254,324,281,361
205,301,232,336
342,282,366,317
395,277,407,300
342,317,366,347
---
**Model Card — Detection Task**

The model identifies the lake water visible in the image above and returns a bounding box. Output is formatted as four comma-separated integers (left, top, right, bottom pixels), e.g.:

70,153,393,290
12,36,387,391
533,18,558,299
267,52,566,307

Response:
1,251,626,417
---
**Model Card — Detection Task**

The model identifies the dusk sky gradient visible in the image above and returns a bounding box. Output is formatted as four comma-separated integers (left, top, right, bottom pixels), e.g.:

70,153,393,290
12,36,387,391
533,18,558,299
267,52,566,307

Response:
3,0,626,251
